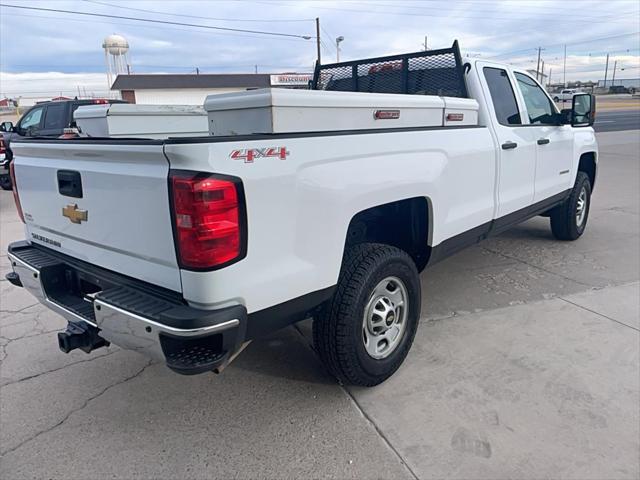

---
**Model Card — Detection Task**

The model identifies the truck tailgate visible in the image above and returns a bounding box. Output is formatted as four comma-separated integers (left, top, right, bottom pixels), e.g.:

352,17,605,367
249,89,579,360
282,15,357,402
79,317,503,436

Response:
11,141,181,292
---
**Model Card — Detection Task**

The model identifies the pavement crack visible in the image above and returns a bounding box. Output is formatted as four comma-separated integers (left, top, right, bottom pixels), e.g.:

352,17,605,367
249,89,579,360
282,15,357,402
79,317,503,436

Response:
0,360,152,457
0,302,40,315
339,385,421,480
1,349,119,387
481,246,594,288
0,328,62,345
291,324,420,480
558,297,639,332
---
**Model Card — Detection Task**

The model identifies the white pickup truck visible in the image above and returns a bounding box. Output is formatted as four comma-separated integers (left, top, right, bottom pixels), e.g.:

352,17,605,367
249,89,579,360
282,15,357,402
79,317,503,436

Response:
553,88,583,103
6,44,598,386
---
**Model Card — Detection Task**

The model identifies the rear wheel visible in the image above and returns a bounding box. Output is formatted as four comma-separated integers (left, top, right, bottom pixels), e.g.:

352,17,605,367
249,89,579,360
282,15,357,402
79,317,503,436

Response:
312,243,421,386
550,171,591,240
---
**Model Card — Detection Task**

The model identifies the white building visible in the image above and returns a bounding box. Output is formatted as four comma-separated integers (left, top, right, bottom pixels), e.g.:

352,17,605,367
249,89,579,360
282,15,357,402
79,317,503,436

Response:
111,73,312,104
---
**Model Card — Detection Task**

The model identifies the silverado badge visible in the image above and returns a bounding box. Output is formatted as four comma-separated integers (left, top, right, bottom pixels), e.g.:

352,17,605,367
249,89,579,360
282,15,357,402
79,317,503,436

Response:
62,204,88,224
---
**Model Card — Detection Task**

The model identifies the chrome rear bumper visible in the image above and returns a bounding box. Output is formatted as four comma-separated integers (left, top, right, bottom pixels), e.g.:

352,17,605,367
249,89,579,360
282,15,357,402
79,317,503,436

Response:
7,241,247,374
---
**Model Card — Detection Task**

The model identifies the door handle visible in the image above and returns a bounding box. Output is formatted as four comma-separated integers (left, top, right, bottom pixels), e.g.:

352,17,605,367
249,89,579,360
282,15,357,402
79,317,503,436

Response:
501,141,518,150
537,138,550,145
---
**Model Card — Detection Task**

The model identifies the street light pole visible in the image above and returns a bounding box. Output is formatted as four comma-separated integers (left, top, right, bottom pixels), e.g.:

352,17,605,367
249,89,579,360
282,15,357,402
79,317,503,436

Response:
336,36,344,62
563,44,567,88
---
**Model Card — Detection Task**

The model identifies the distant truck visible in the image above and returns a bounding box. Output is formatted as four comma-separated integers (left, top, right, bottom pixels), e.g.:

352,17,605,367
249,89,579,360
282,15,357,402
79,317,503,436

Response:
553,88,583,102
0,98,126,190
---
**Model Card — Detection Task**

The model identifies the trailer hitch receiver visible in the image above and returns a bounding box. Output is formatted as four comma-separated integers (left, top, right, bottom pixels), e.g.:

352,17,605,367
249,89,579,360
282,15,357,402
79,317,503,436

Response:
58,321,109,354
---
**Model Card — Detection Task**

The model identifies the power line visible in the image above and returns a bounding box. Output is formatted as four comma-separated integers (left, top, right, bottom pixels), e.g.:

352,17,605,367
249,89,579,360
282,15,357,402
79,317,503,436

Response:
320,26,338,52
260,0,634,24
318,39,333,56
1,12,308,43
486,32,640,59
0,3,314,39
81,0,315,23
340,0,633,22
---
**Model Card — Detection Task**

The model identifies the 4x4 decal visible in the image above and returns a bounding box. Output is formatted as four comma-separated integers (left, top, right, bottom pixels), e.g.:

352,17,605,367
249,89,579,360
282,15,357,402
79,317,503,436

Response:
230,147,289,163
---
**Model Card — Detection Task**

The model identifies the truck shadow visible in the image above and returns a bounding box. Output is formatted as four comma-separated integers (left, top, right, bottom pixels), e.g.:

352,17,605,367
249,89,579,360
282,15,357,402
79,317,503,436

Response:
228,324,335,385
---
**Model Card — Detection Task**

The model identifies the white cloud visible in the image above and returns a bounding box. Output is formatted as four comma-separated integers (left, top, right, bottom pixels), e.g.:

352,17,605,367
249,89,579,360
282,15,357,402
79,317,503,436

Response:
1,0,639,98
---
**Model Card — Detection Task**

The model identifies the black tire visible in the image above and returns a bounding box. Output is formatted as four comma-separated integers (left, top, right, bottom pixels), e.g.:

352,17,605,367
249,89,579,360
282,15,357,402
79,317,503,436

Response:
0,175,11,191
550,171,591,240
312,243,421,386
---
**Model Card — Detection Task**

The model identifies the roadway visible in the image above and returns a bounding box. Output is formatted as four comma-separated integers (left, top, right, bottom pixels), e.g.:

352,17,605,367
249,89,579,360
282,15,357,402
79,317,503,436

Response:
1,129,638,479
594,108,640,132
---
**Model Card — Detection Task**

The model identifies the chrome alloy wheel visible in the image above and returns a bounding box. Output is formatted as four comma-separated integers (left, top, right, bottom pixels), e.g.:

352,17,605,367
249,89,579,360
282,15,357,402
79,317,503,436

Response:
576,186,588,227
362,276,409,359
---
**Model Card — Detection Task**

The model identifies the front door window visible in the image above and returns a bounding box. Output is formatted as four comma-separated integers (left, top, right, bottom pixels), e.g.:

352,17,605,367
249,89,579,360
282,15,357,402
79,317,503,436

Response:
17,106,44,135
514,73,557,125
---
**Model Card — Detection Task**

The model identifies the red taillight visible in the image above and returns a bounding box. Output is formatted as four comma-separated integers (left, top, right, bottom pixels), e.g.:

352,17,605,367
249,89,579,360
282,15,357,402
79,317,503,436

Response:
93,99,109,104
9,162,25,223
170,171,245,269
0,136,5,154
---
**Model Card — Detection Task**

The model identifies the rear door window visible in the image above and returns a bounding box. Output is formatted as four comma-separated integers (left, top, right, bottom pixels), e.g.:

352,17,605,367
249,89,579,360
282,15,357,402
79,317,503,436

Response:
43,103,67,130
483,67,522,126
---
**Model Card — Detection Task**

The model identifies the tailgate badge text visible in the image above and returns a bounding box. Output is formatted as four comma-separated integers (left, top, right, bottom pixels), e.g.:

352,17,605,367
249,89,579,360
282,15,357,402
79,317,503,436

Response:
230,147,289,163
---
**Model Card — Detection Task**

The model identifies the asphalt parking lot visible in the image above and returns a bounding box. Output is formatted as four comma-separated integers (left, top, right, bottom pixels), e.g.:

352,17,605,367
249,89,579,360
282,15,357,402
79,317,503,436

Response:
1,130,639,479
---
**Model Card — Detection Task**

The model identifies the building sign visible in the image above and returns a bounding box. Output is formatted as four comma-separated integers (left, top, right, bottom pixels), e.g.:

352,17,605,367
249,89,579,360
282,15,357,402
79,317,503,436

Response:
270,74,313,86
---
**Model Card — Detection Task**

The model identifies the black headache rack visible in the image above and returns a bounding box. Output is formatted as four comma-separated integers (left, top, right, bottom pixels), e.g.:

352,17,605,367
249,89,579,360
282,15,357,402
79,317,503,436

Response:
312,40,468,98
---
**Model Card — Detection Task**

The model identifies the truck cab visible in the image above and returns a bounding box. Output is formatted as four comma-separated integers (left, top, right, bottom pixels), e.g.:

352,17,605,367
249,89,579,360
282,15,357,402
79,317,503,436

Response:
466,60,596,218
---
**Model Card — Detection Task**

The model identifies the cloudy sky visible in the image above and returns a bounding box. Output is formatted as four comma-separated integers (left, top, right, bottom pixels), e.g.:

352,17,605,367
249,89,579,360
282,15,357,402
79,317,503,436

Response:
1,0,639,99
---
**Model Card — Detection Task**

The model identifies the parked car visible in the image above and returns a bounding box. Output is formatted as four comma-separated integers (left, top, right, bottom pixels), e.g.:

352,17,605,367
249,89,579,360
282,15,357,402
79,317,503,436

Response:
0,98,126,190
5,44,598,386
552,88,583,102
608,85,637,94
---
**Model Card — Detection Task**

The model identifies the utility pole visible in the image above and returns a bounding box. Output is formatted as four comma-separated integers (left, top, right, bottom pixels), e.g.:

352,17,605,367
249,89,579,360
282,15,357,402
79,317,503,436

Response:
612,60,618,85
196,67,199,75
541,60,545,83
315,17,321,65
548,68,552,87
603,53,610,88
423,35,428,51
254,65,258,74
536,47,542,82
563,44,567,87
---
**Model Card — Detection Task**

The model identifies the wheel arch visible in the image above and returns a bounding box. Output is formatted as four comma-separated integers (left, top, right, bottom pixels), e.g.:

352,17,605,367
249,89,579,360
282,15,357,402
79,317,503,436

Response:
344,196,432,272
578,151,597,190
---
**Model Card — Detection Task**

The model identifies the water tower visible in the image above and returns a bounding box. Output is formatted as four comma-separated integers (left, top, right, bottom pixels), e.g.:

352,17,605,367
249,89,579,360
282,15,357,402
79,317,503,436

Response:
103,34,130,88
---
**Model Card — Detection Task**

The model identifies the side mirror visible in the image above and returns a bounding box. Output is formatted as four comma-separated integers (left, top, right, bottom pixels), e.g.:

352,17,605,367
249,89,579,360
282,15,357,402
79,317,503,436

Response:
571,93,596,127
0,121,13,132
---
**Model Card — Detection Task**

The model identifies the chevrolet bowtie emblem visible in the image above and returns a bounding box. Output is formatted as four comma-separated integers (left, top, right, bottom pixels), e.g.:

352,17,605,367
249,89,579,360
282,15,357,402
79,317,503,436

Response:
62,204,88,224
